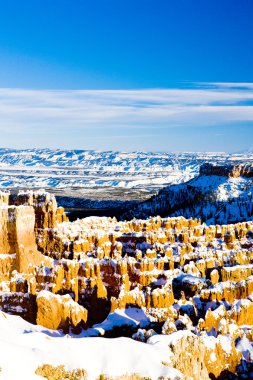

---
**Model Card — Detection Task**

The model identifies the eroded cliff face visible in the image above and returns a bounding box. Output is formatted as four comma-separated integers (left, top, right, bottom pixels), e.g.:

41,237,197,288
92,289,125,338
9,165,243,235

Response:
0,191,54,279
200,162,253,178
36,290,87,331
1,189,253,378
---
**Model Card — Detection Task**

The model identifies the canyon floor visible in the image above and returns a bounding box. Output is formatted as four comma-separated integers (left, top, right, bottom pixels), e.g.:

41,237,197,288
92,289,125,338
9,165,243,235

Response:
10,186,151,220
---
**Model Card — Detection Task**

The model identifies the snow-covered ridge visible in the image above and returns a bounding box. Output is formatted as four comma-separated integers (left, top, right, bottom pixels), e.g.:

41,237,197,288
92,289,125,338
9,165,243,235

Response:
0,312,181,380
124,162,253,224
0,148,252,190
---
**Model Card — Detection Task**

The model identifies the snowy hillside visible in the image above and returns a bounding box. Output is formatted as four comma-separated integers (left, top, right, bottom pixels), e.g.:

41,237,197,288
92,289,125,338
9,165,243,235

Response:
0,312,182,380
124,163,253,225
0,148,249,191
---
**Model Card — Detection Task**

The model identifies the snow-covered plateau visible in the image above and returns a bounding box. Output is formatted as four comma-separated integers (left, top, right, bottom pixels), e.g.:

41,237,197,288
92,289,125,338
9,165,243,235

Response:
0,148,251,192
2,148,253,219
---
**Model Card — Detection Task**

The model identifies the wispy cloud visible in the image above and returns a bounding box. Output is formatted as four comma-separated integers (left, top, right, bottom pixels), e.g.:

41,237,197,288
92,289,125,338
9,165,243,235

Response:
0,83,252,134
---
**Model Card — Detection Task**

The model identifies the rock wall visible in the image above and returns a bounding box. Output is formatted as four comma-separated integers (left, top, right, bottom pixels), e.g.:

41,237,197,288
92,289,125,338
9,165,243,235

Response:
36,290,87,331
0,202,52,277
200,162,253,178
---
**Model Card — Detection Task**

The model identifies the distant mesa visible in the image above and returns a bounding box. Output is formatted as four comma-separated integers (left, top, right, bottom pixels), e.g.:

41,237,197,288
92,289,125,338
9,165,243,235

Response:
200,162,253,178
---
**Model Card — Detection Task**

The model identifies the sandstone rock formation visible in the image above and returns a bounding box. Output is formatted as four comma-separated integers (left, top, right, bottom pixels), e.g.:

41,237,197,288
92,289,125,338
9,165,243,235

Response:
200,162,253,178
163,331,209,380
36,290,87,331
1,189,253,378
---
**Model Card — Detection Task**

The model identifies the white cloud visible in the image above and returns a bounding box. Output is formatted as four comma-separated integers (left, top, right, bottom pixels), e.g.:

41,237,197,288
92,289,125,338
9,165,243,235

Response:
202,82,253,89
0,83,252,134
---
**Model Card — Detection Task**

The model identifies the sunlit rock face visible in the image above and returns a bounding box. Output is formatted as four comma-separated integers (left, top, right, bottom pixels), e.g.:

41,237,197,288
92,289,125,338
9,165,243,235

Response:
36,290,87,331
1,190,253,378
0,191,53,279
200,162,253,178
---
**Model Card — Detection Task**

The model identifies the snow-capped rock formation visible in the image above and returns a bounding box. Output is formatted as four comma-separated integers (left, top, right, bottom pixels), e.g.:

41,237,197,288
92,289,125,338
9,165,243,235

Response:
1,190,253,378
0,191,53,276
36,290,88,331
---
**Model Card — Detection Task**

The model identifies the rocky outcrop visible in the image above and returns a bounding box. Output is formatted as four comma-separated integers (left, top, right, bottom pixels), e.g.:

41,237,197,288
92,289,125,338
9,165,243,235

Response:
200,162,253,178
0,202,53,277
12,190,59,229
36,290,87,331
35,365,87,380
159,331,209,380
0,190,10,206
202,334,242,378
0,190,68,274
10,190,68,254
229,299,253,325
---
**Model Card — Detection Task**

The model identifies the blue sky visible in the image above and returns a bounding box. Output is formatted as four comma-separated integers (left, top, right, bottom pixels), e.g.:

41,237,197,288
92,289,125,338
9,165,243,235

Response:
0,0,252,151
